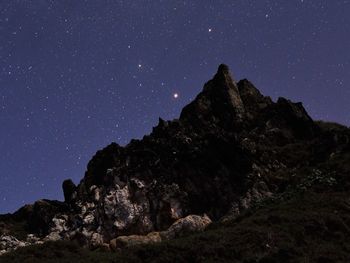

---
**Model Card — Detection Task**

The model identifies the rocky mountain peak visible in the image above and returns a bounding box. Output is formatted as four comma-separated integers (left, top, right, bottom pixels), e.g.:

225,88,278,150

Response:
180,64,244,129
213,64,239,91
217,63,230,73
2,64,347,256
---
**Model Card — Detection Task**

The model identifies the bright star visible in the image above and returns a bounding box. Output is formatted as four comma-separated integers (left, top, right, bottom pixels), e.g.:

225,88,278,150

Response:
173,93,179,99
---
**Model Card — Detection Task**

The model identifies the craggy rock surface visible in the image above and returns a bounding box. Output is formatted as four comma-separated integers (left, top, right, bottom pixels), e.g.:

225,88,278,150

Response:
1,64,350,257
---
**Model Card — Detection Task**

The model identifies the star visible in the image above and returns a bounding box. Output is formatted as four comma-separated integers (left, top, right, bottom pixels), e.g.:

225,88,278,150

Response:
173,93,179,99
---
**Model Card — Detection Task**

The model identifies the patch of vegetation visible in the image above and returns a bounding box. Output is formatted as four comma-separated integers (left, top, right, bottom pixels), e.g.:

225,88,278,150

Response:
315,120,349,132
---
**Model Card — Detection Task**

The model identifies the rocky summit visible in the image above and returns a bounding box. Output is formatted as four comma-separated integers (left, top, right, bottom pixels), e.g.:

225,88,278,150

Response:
1,65,350,262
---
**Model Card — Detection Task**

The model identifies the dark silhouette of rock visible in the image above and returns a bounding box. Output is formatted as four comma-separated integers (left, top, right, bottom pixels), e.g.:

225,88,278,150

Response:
237,79,272,118
62,179,77,204
180,64,244,129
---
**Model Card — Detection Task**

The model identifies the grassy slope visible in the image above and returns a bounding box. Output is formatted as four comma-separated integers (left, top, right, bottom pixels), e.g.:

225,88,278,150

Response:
1,190,350,263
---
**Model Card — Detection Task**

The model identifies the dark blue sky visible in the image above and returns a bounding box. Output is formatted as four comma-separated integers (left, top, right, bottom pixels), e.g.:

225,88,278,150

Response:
0,0,349,213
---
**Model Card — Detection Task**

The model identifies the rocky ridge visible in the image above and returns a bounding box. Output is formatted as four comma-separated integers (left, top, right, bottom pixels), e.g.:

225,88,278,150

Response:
1,64,349,256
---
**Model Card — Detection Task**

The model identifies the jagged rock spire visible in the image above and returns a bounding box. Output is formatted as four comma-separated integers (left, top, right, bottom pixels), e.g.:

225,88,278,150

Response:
217,64,230,74
180,64,245,128
213,64,244,115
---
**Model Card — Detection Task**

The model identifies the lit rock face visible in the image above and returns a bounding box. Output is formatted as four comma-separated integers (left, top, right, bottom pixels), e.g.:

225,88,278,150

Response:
101,178,153,235
0,235,29,255
43,215,69,242
0,233,47,255
39,173,185,248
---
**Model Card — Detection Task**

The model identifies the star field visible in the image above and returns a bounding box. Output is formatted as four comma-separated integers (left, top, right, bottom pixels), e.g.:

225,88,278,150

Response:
0,0,349,213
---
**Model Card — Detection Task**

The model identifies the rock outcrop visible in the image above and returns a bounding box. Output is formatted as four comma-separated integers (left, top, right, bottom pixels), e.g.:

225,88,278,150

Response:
1,64,348,255
0,236,26,256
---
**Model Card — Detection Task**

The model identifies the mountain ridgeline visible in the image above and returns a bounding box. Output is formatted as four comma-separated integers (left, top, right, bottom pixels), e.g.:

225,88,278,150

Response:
1,65,350,262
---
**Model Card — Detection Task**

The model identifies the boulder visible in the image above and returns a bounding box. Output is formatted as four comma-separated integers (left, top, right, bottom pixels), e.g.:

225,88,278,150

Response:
110,231,162,249
26,234,40,243
90,232,104,248
161,214,212,240
43,231,61,242
109,214,211,250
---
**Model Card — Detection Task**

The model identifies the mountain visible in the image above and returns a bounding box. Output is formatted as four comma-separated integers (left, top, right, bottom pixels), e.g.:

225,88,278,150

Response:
1,65,350,262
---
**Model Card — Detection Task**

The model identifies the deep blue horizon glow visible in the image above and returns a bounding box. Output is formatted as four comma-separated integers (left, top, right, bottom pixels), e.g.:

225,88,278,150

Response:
0,0,349,213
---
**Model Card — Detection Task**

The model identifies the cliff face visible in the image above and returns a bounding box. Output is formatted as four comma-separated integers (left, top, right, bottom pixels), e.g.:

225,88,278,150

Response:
1,65,350,254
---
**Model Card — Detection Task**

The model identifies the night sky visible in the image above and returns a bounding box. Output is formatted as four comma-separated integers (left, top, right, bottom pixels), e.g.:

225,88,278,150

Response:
1,1,349,213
